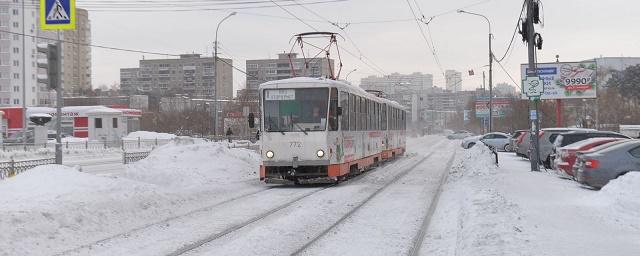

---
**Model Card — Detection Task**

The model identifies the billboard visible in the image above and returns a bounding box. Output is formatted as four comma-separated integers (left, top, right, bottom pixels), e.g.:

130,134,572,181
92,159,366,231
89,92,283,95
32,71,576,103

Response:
475,97,512,118
520,61,597,99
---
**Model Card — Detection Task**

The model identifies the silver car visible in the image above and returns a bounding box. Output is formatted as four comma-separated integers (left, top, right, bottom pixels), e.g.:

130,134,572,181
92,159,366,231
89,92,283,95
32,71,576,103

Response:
575,139,640,189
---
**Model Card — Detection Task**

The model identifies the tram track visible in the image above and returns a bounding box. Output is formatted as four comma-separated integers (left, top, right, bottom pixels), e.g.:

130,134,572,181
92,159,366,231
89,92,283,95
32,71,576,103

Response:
289,151,439,255
165,153,422,256
168,139,447,256
59,138,446,256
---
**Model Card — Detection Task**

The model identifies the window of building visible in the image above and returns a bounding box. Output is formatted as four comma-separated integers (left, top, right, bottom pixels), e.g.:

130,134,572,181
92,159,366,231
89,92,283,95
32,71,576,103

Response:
12,22,18,28
13,34,19,40
13,98,19,104
12,47,19,54
95,118,102,128
112,118,118,128
247,63,258,69
12,86,18,92
12,60,18,67
12,9,18,15
13,73,19,79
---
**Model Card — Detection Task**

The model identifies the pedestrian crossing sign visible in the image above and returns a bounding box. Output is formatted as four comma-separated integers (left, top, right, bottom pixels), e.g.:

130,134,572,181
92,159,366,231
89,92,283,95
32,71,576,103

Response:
40,0,75,30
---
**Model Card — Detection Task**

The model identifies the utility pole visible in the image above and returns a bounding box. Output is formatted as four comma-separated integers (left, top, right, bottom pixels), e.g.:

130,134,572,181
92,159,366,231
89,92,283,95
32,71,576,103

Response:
213,12,236,140
526,0,541,172
55,32,62,165
488,31,493,133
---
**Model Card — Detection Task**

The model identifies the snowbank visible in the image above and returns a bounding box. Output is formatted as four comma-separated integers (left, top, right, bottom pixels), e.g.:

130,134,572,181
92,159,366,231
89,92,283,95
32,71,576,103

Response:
591,172,640,229
0,165,173,256
124,131,177,140
424,144,532,255
124,139,260,189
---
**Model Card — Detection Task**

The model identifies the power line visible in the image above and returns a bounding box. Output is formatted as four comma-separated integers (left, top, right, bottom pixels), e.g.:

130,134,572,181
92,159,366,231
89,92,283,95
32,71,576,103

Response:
291,0,386,75
405,0,446,79
0,29,180,56
495,0,527,62
8,0,348,12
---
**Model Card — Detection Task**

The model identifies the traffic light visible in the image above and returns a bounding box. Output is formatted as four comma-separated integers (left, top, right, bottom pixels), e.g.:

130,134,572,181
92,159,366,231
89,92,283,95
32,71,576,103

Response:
36,43,60,90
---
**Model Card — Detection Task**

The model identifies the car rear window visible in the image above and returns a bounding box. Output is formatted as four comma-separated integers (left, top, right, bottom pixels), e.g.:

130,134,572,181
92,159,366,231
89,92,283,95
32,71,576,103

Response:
561,134,589,146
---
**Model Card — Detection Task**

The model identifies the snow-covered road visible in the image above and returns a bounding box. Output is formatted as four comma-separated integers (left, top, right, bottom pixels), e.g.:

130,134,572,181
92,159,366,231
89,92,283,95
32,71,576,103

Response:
57,136,455,256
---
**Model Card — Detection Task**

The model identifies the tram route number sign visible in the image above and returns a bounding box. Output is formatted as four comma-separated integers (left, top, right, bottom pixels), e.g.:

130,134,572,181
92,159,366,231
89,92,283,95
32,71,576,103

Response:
265,89,296,101
523,76,544,99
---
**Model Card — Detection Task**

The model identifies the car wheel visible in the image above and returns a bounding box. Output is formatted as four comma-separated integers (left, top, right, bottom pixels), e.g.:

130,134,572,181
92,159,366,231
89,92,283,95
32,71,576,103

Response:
468,142,476,148
503,144,511,152
544,156,552,169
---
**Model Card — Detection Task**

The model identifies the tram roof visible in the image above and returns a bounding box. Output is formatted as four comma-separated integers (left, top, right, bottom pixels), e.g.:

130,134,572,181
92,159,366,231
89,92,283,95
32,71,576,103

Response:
260,77,405,109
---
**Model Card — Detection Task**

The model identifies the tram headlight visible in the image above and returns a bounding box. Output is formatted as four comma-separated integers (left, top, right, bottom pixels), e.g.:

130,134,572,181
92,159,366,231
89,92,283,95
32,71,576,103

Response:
266,150,274,159
316,149,325,158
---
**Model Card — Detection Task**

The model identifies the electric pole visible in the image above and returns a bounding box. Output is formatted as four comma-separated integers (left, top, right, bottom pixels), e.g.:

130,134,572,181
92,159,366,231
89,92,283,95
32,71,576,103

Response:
526,0,541,172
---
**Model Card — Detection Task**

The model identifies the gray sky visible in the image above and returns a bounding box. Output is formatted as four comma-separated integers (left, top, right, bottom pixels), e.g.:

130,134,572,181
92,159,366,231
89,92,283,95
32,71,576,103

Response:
86,0,640,93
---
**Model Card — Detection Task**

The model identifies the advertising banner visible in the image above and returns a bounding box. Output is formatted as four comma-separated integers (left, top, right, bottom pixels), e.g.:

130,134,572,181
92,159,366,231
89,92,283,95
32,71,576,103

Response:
520,61,597,99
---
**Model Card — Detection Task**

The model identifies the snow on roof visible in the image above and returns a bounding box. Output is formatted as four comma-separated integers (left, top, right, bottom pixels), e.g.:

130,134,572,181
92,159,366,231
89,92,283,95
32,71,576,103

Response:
29,113,52,118
85,108,123,114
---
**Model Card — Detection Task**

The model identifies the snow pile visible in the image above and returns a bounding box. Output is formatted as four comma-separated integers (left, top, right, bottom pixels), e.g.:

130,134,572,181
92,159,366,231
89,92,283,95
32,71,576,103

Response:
0,165,173,255
124,140,259,189
124,131,177,140
424,144,533,256
591,172,640,230
448,143,498,181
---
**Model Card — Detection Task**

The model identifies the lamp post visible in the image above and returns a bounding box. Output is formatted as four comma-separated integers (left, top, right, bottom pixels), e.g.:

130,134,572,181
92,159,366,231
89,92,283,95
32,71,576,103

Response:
458,9,493,132
213,12,236,138
345,69,357,80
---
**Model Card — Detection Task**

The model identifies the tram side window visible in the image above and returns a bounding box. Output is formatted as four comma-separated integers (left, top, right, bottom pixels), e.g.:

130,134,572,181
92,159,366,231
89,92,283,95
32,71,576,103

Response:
381,104,387,130
329,88,338,131
356,96,361,131
360,97,366,131
350,94,356,131
340,91,349,131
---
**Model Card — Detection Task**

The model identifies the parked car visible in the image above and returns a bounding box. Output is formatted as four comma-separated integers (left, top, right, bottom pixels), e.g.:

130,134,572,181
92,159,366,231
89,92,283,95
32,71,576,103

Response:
515,131,531,158
537,128,595,168
574,140,640,189
509,130,528,153
553,137,628,177
550,131,630,167
4,130,35,144
462,132,511,151
447,130,473,140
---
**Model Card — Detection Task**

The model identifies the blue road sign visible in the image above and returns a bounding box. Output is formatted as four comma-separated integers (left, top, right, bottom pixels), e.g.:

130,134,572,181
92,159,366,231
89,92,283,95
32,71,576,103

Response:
40,0,75,30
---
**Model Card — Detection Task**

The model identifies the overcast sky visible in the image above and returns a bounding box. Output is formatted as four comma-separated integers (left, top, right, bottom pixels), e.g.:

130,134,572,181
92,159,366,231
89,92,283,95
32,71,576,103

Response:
85,0,640,93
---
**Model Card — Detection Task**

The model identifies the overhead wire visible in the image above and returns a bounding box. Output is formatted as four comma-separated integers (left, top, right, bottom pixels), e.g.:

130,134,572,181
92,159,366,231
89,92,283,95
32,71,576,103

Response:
291,0,386,75
405,0,446,79
495,0,526,62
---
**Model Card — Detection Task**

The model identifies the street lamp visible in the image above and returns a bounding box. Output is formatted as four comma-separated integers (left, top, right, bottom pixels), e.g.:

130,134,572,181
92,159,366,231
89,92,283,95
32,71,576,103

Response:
345,69,357,80
213,11,236,138
458,9,493,132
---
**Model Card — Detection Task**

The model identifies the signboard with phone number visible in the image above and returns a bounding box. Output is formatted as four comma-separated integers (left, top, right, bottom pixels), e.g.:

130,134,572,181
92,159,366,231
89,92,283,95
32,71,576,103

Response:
520,61,597,100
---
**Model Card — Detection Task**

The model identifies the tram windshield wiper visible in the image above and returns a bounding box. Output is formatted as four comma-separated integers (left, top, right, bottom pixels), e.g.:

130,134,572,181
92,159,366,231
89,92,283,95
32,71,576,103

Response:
293,121,308,135
267,116,285,135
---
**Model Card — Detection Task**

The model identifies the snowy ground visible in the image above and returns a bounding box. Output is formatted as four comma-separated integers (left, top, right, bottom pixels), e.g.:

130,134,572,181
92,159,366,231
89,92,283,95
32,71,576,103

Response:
423,144,640,256
1,135,637,256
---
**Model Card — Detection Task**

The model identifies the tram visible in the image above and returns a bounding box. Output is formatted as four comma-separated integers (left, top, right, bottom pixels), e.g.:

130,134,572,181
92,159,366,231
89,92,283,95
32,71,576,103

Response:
255,77,407,184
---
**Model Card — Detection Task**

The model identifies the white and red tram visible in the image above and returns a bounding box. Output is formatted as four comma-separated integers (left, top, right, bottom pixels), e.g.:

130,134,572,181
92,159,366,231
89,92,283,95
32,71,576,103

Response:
258,77,407,184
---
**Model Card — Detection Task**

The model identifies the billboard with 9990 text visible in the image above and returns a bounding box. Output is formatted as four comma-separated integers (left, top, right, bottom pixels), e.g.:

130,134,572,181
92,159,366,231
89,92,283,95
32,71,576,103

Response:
520,61,597,100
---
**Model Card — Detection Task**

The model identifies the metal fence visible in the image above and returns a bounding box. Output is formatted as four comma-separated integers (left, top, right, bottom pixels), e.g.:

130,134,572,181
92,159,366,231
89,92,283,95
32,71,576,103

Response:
0,157,56,180
1,138,173,152
123,151,152,164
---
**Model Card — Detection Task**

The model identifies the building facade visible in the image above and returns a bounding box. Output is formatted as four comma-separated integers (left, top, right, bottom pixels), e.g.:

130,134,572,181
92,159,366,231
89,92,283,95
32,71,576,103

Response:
360,72,433,96
62,8,91,95
243,53,334,99
445,69,462,93
120,54,233,100
0,3,92,107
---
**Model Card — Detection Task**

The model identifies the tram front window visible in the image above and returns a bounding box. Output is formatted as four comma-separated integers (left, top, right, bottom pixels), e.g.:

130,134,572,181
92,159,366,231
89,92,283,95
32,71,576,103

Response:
264,88,329,132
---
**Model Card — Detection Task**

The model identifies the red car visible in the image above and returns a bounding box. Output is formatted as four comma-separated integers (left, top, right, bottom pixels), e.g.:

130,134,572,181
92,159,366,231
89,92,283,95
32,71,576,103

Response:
554,137,627,177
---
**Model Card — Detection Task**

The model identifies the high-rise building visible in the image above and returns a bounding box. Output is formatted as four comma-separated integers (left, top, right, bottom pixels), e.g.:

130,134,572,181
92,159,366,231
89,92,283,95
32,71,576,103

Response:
62,8,91,95
445,70,462,93
243,53,334,99
360,72,433,96
119,54,233,99
0,3,92,107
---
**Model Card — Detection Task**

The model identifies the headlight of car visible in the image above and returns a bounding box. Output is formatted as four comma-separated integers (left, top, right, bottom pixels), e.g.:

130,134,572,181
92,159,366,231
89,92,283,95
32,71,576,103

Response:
316,149,325,158
266,150,274,159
